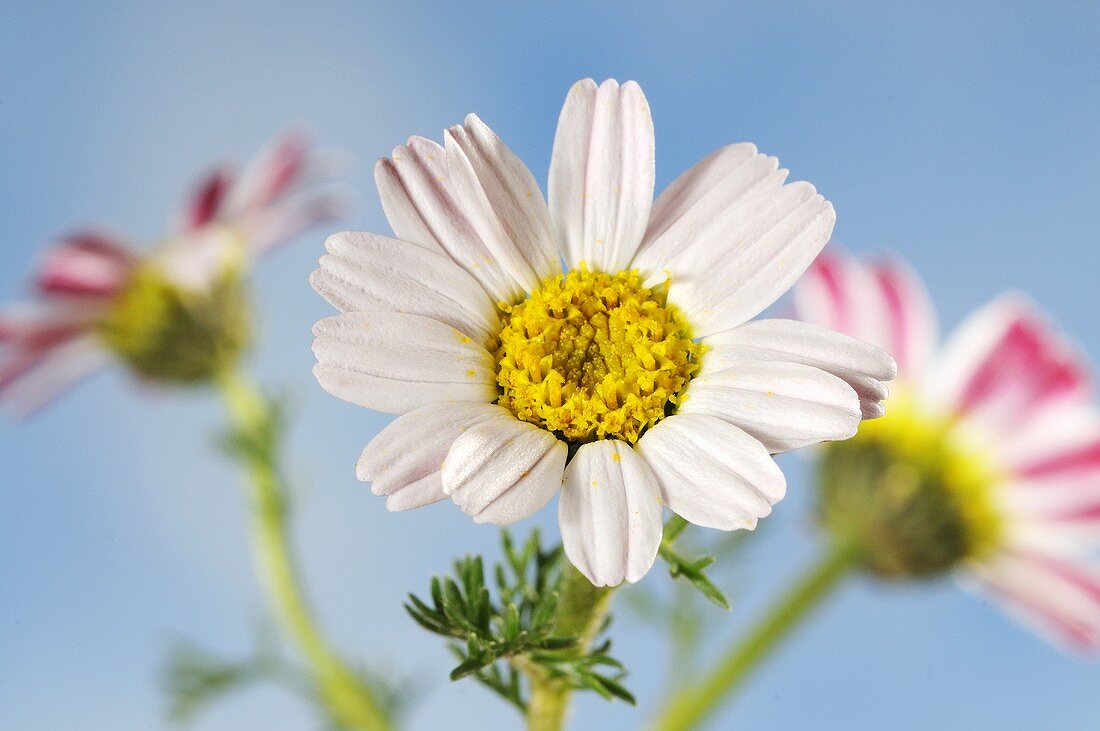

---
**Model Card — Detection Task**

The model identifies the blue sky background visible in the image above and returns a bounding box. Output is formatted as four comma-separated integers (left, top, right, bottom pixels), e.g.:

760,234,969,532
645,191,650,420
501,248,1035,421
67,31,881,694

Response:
3,2,1100,729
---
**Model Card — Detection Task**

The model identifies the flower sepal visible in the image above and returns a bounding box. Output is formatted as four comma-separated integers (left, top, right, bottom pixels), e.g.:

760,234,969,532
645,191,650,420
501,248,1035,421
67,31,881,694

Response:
816,406,1003,579
99,232,251,384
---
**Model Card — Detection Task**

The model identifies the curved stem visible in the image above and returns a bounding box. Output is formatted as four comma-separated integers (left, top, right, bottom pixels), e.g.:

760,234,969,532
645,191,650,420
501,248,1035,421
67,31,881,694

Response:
525,565,614,731
217,370,391,731
649,539,858,731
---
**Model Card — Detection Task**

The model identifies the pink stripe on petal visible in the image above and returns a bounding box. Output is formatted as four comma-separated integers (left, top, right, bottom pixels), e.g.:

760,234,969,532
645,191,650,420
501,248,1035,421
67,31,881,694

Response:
954,310,1090,425
0,324,87,389
0,317,89,351
808,251,850,333
0,336,108,417
36,233,135,299
246,190,349,256
0,319,21,341
38,255,128,298
869,258,936,379
0,349,43,390
1018,440,1100,480
1026,554,1100,603
55,231,134,262
182,168,234,230
873,265,908,369
1001,590,1100,649
1041,502,1100,523
981,553,1100,651
246,133,308,212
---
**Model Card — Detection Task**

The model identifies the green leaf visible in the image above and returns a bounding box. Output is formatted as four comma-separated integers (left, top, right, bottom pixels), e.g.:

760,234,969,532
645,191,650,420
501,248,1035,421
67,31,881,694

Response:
684,570,730,610
658,528,731,610
537,637,578,651
531,591,559,630
405,528,634,714
162,638,306,724
449,656,487,681
595,676,637,705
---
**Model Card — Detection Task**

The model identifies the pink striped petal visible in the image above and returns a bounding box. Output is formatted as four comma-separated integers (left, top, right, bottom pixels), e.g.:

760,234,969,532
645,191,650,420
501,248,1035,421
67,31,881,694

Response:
36,232,134,299
974,552,1100,652
0,335,107,416
868,257,937,378
180,167,234,230
994,404,1100,537
1018,438,1100,483
245,188,349,256
792,250,937,381
998,403,1100,477
0,306,108,415
177,132,348,256
925,296,1090,437
791,250,864,338
1,335,83,391
230,132,309,215
0,309,95,350
1033,501,1100,525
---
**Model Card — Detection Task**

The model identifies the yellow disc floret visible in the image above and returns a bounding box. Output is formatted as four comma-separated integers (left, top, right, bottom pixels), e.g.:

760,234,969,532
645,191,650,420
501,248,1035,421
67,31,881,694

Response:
495,267,701,444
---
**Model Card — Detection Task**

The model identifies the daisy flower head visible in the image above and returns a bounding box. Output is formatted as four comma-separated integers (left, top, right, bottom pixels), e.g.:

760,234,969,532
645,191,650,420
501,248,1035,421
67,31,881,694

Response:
312,79,897,587
1,132,347,414
795,250,1100,650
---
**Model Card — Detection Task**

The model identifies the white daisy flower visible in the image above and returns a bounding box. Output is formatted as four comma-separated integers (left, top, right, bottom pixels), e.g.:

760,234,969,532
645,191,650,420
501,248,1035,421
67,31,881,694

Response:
311,79,897,587
796,250,1100,650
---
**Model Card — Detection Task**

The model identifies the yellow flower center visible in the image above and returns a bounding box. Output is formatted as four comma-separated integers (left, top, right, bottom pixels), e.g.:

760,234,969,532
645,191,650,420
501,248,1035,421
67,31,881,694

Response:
818,388,1005,577
494,267,701,444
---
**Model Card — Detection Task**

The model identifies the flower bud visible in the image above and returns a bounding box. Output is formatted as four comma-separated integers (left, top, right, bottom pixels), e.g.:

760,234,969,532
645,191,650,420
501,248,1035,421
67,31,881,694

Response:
815,397,1003,579
98,227,250,383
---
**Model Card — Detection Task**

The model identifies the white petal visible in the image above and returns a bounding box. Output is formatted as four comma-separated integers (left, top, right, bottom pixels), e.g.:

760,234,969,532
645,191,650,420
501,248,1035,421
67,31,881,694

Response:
559,440,664,586
633,143,788,275
635,414,785,531
157,226,240,291
357,402,509,511
791,252,938,380
548,78,655,272
443,115,560,287
664,183,835,336
374,138,526,302
382,474,447,512
374,143,446,255
310,231,500,345
442,416,566,524
680,361,861,453
312,311,497,414
702,319,896,420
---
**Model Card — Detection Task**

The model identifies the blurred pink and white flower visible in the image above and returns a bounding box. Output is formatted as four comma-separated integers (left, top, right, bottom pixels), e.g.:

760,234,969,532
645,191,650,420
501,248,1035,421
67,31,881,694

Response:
1,133,347,414
795,250,1100,651
311,78,896,587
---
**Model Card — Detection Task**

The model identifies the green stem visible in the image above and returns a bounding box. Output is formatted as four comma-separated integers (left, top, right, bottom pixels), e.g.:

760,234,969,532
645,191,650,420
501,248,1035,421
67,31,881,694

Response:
217,370,390,731
525,564,614,731
650,539,858,731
